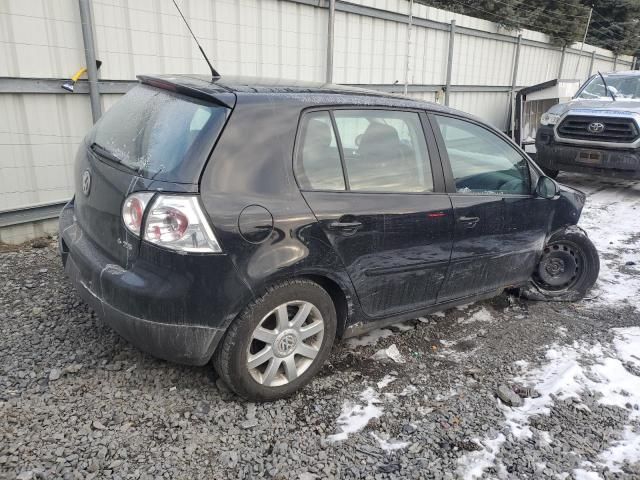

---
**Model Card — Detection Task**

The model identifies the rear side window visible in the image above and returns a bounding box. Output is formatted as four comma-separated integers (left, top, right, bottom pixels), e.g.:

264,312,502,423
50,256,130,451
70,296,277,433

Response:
89,85,228,183
334,110,432,193
295,112,345,191
296,109,433,193
433,115,531,195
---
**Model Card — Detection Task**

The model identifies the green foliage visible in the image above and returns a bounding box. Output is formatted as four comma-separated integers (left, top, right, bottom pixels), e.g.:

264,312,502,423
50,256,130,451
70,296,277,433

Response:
587,0,640,56
416,0,639,56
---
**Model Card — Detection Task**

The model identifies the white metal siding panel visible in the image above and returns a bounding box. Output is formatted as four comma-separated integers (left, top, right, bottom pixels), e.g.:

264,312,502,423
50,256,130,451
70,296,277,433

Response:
411,27,449,85
91,0,326,81
452,34,514,85
449,91,509,130
517,45,562,86
406,91,438,103
0,0,85,77
562,51,593,81
0,94,90,211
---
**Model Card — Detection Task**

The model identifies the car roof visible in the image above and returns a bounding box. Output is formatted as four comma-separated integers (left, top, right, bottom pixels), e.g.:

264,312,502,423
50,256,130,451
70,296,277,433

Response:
137,74,463,115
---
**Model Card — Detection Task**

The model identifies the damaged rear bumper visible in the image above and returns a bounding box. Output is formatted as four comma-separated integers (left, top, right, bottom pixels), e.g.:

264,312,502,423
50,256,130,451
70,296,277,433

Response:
58,202,247,366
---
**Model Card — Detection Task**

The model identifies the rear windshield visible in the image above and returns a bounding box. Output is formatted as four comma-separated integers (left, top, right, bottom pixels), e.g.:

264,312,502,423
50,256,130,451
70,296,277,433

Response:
88,84,229,183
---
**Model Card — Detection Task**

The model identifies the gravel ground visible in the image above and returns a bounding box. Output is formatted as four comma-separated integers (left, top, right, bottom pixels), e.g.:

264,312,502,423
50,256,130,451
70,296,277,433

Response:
1,173,639,480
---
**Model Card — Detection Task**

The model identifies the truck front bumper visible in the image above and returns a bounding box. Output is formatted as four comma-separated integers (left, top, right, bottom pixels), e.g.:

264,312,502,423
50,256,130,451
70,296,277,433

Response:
536,127,640,179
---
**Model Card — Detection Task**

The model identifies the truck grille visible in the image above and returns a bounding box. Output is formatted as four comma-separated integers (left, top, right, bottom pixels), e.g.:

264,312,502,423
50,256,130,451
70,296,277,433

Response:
557,116,639,143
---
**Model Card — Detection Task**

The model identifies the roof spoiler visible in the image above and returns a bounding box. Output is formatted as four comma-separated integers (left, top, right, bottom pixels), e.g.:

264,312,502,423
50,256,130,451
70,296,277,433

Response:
137,75,234,109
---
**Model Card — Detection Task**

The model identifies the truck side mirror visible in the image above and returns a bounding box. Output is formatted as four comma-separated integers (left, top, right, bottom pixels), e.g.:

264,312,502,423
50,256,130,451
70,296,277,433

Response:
536,176,559,199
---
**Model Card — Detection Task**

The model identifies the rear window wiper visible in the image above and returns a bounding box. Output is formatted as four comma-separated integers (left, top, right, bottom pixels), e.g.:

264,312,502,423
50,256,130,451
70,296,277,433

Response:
89,142,123,165
89,142,141,174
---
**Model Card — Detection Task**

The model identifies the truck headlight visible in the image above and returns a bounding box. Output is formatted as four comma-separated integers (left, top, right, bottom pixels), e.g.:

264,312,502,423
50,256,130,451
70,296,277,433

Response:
541,113,560,126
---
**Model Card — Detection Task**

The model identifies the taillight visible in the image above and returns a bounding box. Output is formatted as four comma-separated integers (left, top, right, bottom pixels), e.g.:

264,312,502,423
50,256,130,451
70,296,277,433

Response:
121,193,222,253
122,192,154,236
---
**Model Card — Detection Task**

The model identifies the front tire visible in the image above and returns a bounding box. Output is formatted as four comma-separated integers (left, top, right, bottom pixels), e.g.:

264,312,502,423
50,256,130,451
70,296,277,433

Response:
214,279,336,401
523,227,599,302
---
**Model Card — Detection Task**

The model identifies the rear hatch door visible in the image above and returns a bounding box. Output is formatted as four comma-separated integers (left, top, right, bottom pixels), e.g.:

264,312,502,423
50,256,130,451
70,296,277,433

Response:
73,82,234,268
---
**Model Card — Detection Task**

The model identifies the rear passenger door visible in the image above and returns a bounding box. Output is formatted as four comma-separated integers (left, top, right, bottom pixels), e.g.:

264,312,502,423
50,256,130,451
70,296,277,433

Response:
295,109,454,317
430,113,549,302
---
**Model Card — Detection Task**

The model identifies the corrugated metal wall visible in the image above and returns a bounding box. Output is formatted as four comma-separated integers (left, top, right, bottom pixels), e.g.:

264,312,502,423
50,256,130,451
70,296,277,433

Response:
0,0,633,242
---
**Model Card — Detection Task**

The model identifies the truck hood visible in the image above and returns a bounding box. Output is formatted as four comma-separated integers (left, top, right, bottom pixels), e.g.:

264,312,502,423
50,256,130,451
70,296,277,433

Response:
547,99,640,116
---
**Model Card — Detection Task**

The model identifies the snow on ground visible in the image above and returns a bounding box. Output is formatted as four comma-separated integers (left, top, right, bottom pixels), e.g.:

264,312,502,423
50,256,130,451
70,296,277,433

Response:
573,469,602,480
456,433,506,480
457,306,494,325
376,374,396,389
328,382,413,449
577,178,640,305
370,432,409,451
346,328,396,348
346,321,415,347
327,387,383,442
458,326,640,478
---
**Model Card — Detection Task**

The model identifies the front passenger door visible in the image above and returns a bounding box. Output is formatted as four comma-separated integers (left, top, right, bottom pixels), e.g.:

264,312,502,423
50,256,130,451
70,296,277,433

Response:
431,114,550,302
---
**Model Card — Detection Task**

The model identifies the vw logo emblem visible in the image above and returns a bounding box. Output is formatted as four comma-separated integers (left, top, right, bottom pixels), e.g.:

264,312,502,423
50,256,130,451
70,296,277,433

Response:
587,122,605,134
81,170,91,196
278,334,296,351
276,333,298,356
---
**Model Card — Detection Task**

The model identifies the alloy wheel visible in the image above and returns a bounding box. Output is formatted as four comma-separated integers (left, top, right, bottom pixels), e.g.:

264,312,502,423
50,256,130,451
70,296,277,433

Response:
246,301,325,387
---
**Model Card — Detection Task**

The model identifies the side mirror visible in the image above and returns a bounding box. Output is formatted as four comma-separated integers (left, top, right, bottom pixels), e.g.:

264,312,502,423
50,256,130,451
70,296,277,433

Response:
536,176,559,199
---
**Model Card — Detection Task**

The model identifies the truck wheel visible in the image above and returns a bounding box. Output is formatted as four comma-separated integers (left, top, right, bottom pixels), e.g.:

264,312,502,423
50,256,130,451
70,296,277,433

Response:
541,167,559,179
214,279,336,401
522,227,599,302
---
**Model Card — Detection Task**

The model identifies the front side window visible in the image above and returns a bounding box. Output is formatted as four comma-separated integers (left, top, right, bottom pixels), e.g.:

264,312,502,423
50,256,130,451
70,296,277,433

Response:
295,111,345,191
333,110,433,193
434,115,531,195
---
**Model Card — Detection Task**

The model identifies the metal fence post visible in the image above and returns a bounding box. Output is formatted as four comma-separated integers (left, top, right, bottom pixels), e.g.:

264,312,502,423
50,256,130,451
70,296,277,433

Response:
509,34,521,140
403,0,414,96
633,56,638,71
557,45,566,79
445,19,455,106
326,0,335,83
78,0,101,122
613,54,618,71
588,50,596,77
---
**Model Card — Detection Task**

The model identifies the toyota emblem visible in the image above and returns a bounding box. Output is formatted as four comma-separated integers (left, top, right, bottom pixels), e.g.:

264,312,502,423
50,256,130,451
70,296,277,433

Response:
587,122,605,134
81,170,91,196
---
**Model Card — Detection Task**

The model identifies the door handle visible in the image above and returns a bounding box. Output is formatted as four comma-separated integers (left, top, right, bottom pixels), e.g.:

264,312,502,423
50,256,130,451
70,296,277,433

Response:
458,216,480,228
328,220,363,232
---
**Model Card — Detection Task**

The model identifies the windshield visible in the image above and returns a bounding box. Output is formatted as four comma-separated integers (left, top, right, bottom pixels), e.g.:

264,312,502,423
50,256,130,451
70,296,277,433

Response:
577,74,640,100
89,84,229,183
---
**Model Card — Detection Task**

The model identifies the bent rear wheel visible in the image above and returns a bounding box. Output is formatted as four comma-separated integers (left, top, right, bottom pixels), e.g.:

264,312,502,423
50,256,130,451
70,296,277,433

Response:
523,227,599,302
215,279,336,401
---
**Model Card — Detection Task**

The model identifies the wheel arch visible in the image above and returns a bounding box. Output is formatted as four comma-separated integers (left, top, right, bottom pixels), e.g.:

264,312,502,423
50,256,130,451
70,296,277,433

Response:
297,273,353,337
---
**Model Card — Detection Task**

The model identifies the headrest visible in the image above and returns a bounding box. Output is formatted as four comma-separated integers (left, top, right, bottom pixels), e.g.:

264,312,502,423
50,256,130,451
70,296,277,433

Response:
359,122,401,152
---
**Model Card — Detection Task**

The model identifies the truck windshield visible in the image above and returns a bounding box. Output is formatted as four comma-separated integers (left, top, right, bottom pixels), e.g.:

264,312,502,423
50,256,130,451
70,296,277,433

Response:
89,84,229,183
577,74,640,100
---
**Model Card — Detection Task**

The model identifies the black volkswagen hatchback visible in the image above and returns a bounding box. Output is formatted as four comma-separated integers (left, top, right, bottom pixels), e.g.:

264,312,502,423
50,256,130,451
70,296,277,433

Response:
59,75,599,401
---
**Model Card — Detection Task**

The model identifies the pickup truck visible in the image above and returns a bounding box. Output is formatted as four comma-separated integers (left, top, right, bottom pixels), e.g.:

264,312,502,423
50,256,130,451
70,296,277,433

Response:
536,71,640,180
